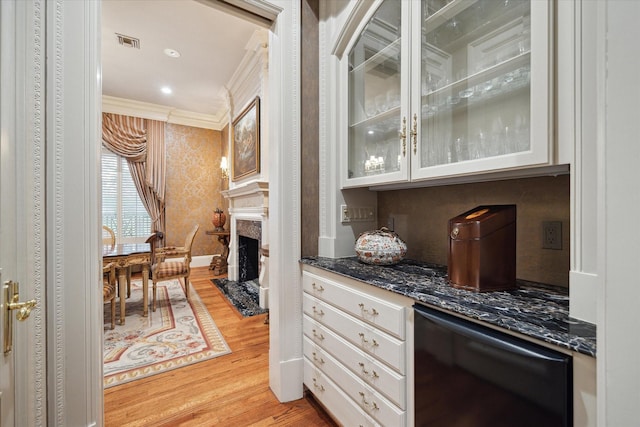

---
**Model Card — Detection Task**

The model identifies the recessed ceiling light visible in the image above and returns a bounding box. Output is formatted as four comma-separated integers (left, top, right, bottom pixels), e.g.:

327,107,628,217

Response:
164,48,181,58
161,86,172,95
368,130,374,135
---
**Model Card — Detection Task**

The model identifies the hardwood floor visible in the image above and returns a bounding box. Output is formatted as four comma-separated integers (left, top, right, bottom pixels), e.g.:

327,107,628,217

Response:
104,266,336,427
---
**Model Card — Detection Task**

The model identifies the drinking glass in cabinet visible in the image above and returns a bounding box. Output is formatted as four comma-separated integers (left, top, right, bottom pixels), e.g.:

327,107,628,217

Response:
419,0,532,168
347,0,402,180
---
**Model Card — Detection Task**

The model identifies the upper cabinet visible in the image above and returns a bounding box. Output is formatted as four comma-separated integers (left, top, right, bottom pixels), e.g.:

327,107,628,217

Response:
341,0,556,189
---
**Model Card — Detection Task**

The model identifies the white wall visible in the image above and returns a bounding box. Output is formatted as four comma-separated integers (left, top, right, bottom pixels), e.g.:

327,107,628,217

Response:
598,1,640,425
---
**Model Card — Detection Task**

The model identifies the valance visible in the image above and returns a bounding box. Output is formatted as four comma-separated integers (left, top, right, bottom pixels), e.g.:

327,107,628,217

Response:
102,113,146,162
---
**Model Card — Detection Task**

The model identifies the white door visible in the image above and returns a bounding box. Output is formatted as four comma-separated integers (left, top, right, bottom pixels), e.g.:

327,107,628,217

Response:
0,1,47,425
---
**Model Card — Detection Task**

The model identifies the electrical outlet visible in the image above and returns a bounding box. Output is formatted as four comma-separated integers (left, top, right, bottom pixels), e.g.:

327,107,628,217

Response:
542,221,562,250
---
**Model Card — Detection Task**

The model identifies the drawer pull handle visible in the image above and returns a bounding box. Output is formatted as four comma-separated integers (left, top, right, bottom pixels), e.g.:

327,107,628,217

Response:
358,333,379,347
358,362,379,379
311,282,324,292
312,378,325,392
312,306,325,316
358,392,379,411
312,329,325,341
358,303,379,316
312,352,325,364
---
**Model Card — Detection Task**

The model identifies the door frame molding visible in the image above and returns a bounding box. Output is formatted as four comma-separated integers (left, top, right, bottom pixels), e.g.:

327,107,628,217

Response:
46,0,302,424
1,0,48,425
45,0,103,425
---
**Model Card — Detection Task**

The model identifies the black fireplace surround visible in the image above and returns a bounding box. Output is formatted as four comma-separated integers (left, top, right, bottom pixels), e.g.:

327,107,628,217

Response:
236,219,261,282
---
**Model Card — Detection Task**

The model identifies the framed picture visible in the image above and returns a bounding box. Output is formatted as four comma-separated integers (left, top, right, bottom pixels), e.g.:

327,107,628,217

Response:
232,96,260,181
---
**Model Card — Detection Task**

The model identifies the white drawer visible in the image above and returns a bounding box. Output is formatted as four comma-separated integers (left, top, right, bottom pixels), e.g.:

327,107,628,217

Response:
304,317,406,409
304,340,405,427
304,293,406,374
304,358,381,427
303,271,406,340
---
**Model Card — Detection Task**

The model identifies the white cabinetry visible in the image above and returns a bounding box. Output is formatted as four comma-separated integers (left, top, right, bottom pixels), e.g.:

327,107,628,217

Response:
340,0,560,189
301,266,414,426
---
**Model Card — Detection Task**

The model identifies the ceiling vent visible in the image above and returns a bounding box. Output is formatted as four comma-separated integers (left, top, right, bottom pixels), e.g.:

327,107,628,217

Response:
116,33,140,49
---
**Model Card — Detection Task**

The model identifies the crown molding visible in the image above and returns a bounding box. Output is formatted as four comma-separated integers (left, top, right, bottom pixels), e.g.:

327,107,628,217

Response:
224,29,268,113
102,95,228,130
194,0,280,28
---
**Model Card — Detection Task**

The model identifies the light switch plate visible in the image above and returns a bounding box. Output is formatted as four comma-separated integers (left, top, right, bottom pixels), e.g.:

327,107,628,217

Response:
340,205,376,223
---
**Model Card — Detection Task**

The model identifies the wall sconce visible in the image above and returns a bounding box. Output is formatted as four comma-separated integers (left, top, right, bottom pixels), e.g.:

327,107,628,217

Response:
220,156,229,179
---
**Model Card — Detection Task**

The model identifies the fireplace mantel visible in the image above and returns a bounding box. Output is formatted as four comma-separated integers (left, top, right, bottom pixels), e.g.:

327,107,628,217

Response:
221,181,269,215
222,180,269,308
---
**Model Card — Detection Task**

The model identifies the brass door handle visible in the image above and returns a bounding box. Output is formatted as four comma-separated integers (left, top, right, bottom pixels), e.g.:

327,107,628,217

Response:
411,113,418,155
9,299,37,321
4,280,38,354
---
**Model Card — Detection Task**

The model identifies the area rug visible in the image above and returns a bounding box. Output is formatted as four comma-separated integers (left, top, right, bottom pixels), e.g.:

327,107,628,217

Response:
103,279,231,388
211,278,268,317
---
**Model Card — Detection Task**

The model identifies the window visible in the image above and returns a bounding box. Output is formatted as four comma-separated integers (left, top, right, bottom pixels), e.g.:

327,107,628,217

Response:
102,149,151,243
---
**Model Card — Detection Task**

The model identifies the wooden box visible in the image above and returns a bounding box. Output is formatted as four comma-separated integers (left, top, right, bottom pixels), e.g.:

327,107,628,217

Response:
447,205,516,292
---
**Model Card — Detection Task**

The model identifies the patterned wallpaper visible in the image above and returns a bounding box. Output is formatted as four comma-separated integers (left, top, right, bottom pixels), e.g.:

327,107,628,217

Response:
164,123,228,257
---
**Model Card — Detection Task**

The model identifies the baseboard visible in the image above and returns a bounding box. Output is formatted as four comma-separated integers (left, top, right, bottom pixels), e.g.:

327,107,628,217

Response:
269,356,304,402
191,254,217,269
569,270,598,324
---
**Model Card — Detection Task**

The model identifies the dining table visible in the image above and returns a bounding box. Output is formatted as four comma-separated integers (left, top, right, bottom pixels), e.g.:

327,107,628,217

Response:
102,242,151,324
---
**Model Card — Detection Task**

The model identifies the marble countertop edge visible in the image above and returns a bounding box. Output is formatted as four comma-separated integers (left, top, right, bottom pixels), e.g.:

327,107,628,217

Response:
300,256,596,357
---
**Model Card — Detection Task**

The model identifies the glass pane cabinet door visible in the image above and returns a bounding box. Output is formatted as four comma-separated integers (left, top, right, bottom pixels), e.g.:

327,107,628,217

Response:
418,0,536,172
347,0,403,182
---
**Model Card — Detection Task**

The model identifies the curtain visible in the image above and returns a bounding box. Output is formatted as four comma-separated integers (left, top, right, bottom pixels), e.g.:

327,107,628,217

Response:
102,113,166,244
102,114,146,161
145,119,166,202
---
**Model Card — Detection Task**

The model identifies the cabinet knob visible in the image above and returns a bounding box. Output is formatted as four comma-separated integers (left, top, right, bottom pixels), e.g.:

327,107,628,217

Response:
311,282,324,292
312,306,325,316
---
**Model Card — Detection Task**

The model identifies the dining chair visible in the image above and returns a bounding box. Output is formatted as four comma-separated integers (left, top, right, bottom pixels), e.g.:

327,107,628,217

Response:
145,230,164,273
102,225,115,246
151,224,199,311
103,262,117,329
103,224,134,297
102,225,126,296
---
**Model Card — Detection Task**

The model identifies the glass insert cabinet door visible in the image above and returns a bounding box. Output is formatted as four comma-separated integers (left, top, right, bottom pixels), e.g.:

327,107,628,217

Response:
413,0,550,179
346,0,406,185
342,0,551,187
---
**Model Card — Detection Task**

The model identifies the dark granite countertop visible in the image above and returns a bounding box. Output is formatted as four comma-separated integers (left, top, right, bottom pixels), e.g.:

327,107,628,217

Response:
300,256,596,357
